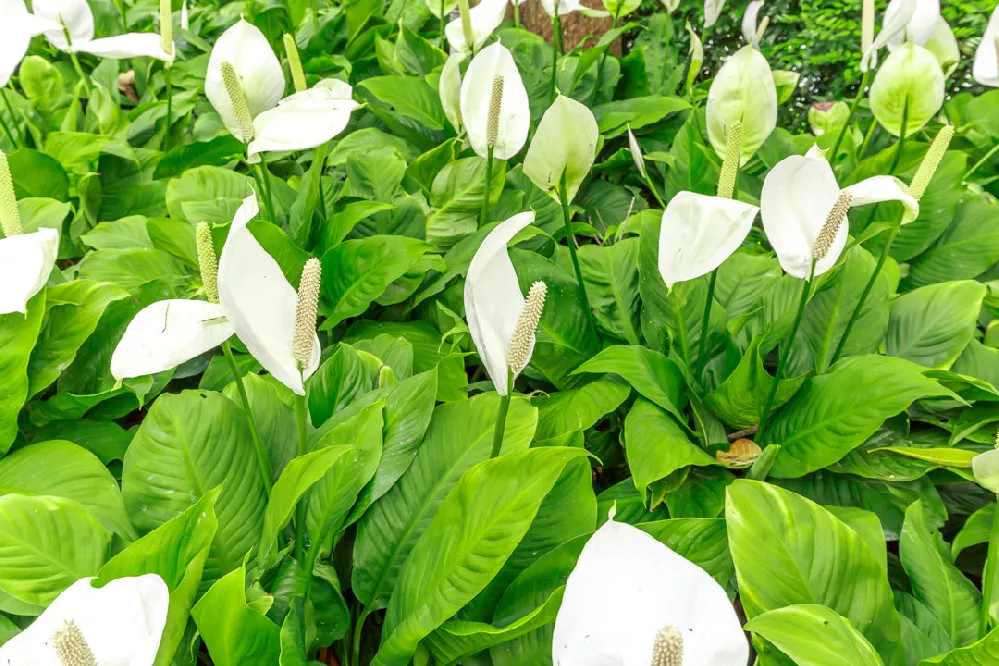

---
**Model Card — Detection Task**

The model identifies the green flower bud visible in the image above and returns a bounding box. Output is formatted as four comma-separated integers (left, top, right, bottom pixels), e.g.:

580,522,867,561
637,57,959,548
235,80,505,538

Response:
772,70,800,105
870,43,945,138
808,101,850,137
925,19,960,77
685,22,703,95
706,45,777,166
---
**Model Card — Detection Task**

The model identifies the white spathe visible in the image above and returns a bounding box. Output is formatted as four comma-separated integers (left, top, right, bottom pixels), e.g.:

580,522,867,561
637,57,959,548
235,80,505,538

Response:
0,574,169,666
658,192,758,288
627,126,647,179
741,0,765,47
0,228,59,316
464,212,536,397
705,45,777,166
884,0,940,50
974,448,999,494
552,515,750,666
0,0,61,86
206,19,286,140
110,299,235,381
704,0,727,27
440,52,466,132
522,94,599,204
218,194,320,395
460,42,530,161
247,79,359,163
761,154,918,279
445,0,508,55
32,0,174,61
541,0,609,17
973,4,999,86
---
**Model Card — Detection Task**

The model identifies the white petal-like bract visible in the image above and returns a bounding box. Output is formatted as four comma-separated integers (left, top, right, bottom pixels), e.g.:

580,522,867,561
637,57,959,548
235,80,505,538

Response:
523,95,599,204
658,191,758,288
0,0,60,86
440,52,466,132
77,32,175,62
445,0,507,55
247,79,358,163
0,228,59,315
552,516,749,666
460,42,530,161
217,194,320,395
0,574,169,666
464,212,536,397
110,299,235,380
33,0,94,50
706,45,777,165
973,4,999,87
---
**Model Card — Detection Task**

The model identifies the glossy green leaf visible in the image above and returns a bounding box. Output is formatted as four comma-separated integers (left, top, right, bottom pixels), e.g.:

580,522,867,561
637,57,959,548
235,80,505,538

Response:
885,281,986,369
0,292,45,453
192,566,281,666
745,604,885,666
572,344,684,419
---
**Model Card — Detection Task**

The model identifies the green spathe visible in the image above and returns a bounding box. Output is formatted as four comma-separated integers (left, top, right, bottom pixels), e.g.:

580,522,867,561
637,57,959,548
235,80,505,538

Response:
705,45,777,166
870,42,945,137
974,449,999,494
522,95,599,204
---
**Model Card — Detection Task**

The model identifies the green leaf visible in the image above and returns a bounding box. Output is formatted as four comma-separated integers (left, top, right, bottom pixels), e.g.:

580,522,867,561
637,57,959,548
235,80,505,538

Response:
885,281,986,369
907,197,999,287
154,136,247,180
745,604,885,666
888,151,965,261
7,149,69,200
358,75,447,130
427,156,506,248
96,490,220,666
307,402,383,557
222,373,298,480
637,518,733,585
165,165,253,224
532,378,630,441
764,356,951,478
0,292,45,454
624,399,717,502
319,201,395,254
726,480,902,661
320,236,434,329
572,344,684,419
0,494,110,607
920,627,999,664
872,446,976,468
0,440,134,540
306,343,374,427
192,565,281,666
27,280,129,398
76,247,191,291
592,95,689,137
121,390,268,582
577,239,641,344
352,393,538,610
900,500,981,649
257,446,349,571
373,447,590,666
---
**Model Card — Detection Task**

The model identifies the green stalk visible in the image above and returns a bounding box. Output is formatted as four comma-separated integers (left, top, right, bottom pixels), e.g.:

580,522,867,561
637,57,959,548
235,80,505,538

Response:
558,170,596,332
981,498,999,637
669,288,691,369
221,341,273,495
479,147,494,226
352,608,369,666
162,65,173,151
695,269,718,373
859,116,877,158
550,6,560,105
252,161,278,223
439,0,446,49
757,260,815,440
61,24,91,96
514,0,519,26
830,105,908,366
490,369,514,458
642,169,666,208
293,392,309,564
966,142,999,182
829,69,870,161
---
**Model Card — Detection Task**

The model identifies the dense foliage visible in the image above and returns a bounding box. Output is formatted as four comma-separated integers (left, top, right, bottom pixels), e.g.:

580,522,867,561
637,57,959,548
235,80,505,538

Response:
1,0,999,663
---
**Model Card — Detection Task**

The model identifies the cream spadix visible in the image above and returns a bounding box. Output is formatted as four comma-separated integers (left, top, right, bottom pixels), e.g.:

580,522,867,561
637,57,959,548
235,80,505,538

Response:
0,575,169,666
552,513,749,665
761,152,918,279
460,42,530,161
464,212,540,397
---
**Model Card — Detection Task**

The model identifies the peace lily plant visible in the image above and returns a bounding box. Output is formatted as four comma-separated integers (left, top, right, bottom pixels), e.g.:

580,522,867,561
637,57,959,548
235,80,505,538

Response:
553,511,750,666
0,574,169,666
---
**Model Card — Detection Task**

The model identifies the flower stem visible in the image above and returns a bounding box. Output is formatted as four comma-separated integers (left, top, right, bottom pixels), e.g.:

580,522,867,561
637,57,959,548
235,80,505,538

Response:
965,141,999,182
294,391,310,564
61,24,91,97
479,147,494,226
829,69,870,161
252,161,278,223
669,287,691,368
491,369,514,458
981,498,999,637
757,260,815,441
550,8,560,105
514,0,519,26
221,340,272,495
642,170,666,208
887,102,909,174
439,0,446,49
859,117,877,159
558,169,596,333
695,269,718,374
162,65,173,151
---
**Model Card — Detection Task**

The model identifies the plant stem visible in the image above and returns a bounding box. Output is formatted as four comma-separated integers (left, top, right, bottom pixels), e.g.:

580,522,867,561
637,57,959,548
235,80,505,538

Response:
62,24,91,97
829,69,870,161
550,7,560,105
695,269,718,374
162,65,173,151
669,287,691,368
981,498,999,637
439,0,446,49
859,117,877,159
352,608,370,666
221,341,272,494
887,102,909,174
252,161,278,222
490,369,514,459
558,170,596,333
120,0,129,30
479,147,494,226
0,111,16,148
642,170,666,208
757,261,815,441
514,0,519,26
294,392,309,564
966,142,999,182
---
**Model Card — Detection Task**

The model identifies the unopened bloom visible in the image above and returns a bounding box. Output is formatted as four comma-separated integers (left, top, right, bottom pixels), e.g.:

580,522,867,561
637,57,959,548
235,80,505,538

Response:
973,4,999,87
703,0,726,27
761,151,919,279
460,43,530,160
869,42,945,137
552,513,749,665
973,432,999,493
523,95,599,204
0,575,169,666
464,212,539,396
706,45,777,166
0,150,59,316
440,53,466,132
658,192,758,288
741,0,766,47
